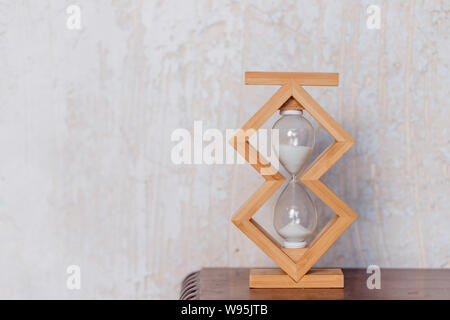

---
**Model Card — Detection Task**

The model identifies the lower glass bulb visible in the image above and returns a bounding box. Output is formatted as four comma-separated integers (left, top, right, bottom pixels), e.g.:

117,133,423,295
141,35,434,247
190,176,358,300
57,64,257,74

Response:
274,178,317,248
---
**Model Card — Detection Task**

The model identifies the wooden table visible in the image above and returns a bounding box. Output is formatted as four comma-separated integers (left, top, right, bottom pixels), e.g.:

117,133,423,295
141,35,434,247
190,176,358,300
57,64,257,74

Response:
180,268,450,300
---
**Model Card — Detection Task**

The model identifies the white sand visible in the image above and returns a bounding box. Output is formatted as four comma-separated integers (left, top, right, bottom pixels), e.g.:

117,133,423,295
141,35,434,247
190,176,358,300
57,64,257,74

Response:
278,221,312,240
278,144,312,174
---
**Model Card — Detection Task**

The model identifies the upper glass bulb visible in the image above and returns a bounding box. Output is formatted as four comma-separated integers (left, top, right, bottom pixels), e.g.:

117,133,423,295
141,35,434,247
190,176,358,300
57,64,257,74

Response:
272,109,314,176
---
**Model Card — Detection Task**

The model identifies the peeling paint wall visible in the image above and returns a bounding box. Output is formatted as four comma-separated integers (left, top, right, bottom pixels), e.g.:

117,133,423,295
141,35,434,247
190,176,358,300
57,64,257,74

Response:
0,0,448,299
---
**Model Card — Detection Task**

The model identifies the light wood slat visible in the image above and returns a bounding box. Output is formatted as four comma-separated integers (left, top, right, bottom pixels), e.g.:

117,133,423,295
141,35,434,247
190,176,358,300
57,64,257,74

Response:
282,247,308,263
245,72,339,86
300,141,353,181
239,220,297,277
292,84,354,142
240,84,292,133
308,215,339,248
231,180,284,224
294,217,355,280
250,268,343,288
251,219,282,248
303,180,358,219
231,140,284,180
249,221,318,267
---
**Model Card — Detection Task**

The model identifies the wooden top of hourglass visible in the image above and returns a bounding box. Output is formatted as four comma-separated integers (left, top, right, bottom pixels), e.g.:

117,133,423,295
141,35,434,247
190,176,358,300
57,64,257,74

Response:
279,97,304,111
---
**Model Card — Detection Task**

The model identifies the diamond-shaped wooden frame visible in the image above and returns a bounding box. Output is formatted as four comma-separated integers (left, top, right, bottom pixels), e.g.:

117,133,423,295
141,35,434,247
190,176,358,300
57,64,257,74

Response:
230,72,358,287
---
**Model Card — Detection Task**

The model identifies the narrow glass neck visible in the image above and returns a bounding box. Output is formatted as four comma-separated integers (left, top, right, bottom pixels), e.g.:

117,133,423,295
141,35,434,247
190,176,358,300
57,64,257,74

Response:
280,110,303,116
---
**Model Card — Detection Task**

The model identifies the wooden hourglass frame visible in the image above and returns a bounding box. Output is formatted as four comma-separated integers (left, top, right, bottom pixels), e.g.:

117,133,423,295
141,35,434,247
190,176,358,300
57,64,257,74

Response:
230,72,358,288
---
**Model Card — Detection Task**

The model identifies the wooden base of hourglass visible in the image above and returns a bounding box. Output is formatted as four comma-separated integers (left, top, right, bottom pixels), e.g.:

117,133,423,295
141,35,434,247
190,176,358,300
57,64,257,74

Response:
230,72,358,289
249,269,344,288
251,248,343,288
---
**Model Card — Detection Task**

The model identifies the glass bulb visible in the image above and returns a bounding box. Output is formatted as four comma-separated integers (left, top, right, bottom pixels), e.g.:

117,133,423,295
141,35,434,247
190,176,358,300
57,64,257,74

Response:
272,108,317,248
273,179,317,248
272,110,314,176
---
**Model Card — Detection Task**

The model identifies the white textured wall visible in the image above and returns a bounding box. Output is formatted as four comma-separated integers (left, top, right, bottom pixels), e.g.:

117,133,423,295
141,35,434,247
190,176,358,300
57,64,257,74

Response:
0,0,448,299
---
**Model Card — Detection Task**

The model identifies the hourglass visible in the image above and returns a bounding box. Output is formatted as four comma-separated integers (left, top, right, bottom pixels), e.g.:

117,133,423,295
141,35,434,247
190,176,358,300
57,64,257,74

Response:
272,98,317,249
230,72,358,288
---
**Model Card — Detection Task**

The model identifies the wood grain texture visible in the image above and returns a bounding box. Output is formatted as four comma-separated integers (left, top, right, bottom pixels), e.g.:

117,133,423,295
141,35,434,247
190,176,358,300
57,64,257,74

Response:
281,247,308,263
245,72,339,86
250,268,343,288
0,0,448,299
280,97,305,111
